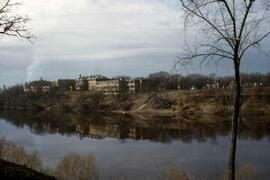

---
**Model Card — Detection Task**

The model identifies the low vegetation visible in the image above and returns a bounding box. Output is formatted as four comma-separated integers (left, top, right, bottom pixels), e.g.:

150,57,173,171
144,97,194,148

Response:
0,159,55,180
46,153,99,180
161,165,256,180
0,138,42,172
219,164,256,180
0,138,99,180
161,169,191,180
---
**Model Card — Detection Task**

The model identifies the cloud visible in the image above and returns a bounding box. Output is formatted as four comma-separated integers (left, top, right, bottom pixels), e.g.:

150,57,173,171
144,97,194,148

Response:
17,0,182,82
0,0,269,86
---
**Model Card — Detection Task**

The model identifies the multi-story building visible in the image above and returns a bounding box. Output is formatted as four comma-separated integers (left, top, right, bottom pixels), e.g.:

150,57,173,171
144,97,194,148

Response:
87,77,151,94
24,75,152,94
89,79,128,94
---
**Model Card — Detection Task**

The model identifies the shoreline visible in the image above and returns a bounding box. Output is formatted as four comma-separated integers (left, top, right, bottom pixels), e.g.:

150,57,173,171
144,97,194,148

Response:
0,159,55,180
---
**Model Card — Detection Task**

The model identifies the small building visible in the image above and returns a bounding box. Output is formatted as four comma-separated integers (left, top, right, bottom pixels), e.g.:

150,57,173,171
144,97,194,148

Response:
212,80,220,88
42,86,50,92
24,79,52,93
228,81,234,89
127,79,150,93
88,76,110,92
23,86,36,93
75,78,89,91
52,79,76,91
206,80,220,89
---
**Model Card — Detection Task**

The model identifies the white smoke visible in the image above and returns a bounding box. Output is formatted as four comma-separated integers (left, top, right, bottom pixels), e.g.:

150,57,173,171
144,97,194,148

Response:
26,56,43,82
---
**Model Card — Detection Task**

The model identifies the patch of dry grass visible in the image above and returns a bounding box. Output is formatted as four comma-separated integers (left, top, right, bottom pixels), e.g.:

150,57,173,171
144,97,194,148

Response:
162,164,257,180
219,164,256,180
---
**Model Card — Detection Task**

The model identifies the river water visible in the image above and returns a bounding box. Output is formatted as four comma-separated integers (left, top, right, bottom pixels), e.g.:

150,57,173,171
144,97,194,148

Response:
0,110,269,179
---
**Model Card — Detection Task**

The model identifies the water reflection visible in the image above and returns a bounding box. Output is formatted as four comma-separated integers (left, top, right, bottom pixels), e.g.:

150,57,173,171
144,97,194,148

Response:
0,110,269,144
0,110,270,179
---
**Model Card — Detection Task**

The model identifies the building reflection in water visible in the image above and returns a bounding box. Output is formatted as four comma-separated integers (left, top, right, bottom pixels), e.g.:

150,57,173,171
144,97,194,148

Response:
0,110,270,144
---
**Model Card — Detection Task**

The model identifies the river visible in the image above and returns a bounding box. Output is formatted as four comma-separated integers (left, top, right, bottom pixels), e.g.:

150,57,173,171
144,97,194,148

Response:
0,110,269,179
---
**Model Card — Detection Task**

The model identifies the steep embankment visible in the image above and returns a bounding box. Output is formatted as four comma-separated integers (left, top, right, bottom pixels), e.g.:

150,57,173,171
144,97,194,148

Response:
1,87,270,115
123,88,270,115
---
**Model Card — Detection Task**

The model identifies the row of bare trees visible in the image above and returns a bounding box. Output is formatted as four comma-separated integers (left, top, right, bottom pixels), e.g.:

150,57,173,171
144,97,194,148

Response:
147,71,270,90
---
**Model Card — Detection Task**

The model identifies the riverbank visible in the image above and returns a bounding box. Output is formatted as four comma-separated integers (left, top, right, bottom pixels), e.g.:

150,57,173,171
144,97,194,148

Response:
0,159,55,180
1,87,270,116
0,137,99,180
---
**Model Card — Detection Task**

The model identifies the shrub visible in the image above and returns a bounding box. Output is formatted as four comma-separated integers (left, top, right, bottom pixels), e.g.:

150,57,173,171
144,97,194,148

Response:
56,153,99,180
0,138,42,172
218,164,256,180
0,138,100,180
161,169,190,180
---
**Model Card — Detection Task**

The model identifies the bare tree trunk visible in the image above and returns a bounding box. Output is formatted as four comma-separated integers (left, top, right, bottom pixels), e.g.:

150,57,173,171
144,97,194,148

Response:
178,1,270,179
228,60,241,180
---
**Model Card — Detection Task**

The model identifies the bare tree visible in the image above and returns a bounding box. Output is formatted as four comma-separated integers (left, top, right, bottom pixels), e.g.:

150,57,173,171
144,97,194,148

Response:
177,1,270,180
0,0,33,40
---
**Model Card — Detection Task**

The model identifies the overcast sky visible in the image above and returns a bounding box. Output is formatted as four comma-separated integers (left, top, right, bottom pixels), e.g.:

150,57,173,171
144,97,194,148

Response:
0,0,269,86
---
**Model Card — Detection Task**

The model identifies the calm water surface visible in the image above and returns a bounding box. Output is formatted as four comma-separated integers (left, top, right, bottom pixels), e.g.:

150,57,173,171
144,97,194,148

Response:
0,111,269,180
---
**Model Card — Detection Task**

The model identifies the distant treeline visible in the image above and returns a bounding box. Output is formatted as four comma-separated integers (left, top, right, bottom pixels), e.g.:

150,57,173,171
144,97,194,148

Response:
144,71,270,90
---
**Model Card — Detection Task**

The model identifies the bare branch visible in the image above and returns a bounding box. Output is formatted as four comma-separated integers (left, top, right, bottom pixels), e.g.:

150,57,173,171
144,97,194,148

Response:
0,0,11,13
180,0,235,49
177,0,270,69
238,0,254,41
0,0,34,41
240,31,270,59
